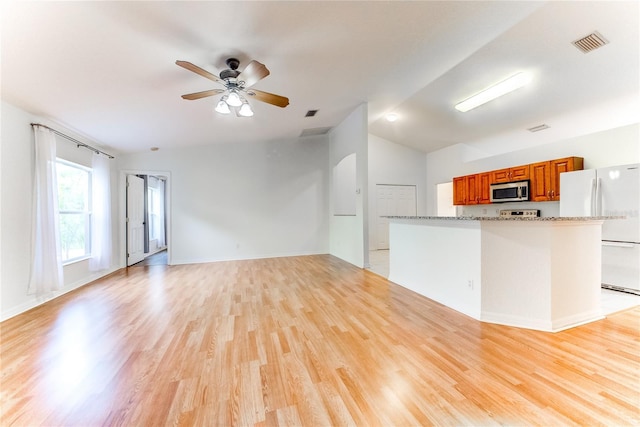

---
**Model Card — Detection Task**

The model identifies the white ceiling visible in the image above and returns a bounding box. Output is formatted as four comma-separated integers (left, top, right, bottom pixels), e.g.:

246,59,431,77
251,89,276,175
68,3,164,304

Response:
2,1,638,156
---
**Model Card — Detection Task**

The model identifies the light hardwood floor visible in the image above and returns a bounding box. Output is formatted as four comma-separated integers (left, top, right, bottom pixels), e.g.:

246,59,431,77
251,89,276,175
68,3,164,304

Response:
1,255,639,426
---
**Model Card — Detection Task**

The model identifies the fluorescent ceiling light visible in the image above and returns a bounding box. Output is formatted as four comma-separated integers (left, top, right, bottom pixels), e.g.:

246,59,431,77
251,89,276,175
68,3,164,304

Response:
455,72,531,112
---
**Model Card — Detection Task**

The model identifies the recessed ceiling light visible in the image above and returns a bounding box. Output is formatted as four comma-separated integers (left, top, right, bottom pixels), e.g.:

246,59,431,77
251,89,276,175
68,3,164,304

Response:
386,113,399,122
455,72,531,112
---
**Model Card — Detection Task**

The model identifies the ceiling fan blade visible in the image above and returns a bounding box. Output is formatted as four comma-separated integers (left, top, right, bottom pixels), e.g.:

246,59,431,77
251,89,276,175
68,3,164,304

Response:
237,60,270,89
181,89,225,100
176,60,225,85
246,89,289,108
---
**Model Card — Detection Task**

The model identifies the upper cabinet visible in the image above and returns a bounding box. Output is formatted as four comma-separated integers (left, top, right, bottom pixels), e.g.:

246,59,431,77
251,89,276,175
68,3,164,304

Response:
453,176,466,205
453,156,584,205
529,161,550,201
490,164,530,183
453,172,491,205
476,172,492,204
530,157,584,202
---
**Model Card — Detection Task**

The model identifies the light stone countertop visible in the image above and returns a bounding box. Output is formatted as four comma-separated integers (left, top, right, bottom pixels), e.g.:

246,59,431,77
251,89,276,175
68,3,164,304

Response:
385,215,623,221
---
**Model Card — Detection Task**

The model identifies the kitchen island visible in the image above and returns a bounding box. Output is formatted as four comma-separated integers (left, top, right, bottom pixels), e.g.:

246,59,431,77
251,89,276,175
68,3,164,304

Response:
387,216,616,332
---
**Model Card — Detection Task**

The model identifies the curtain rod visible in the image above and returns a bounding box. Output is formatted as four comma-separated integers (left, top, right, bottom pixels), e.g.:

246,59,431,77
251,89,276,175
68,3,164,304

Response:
30,123,115,159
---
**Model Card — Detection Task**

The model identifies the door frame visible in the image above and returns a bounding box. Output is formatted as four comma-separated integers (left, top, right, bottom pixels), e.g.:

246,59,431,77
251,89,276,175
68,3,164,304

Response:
119,170,172,267
126,174,146,266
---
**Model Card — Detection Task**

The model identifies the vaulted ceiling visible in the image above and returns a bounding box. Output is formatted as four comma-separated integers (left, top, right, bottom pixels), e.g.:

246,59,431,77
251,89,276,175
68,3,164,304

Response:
2,1,638,156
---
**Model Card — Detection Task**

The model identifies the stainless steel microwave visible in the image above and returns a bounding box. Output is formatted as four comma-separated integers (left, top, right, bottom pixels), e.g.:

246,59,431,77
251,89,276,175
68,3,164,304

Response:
490,180,530,202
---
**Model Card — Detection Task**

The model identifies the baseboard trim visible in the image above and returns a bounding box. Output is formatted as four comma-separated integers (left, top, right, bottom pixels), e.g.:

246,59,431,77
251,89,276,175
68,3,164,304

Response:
1,266,120,322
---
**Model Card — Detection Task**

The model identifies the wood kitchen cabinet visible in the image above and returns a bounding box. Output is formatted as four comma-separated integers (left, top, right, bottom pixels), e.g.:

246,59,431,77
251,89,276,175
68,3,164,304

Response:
530,156,584,201
530,161,550,201
491,164,530,183
454,156,583,205
453,176,466,205
453,172,491,205
466,174,479,205
476,172,492,204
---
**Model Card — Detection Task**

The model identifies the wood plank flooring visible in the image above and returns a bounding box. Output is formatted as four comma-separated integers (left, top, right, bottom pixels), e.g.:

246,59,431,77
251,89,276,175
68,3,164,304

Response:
1,254,639,426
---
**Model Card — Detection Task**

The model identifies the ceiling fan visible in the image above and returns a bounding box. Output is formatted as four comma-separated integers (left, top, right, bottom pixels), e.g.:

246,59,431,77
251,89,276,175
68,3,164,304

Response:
176,58,289,116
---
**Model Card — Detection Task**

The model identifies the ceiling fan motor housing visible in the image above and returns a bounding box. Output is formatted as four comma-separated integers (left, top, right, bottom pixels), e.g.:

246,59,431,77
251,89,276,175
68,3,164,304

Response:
220,69,240,80
220,58,241,80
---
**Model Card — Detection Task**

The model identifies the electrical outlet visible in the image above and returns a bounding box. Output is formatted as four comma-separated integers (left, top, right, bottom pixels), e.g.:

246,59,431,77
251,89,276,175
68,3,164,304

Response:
467,280,474,289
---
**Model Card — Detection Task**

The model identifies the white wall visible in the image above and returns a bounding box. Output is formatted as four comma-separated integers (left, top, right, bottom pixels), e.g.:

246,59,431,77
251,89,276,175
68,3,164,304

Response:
116,136,330,265
332,153,357,215
368,134,427,249
388,219,482,320
426,123,640,217
329,104,368,268
1,101,119,320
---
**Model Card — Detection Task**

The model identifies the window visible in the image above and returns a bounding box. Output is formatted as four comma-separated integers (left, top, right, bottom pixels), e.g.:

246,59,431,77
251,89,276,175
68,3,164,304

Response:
148,186,160,241
57,160,91,263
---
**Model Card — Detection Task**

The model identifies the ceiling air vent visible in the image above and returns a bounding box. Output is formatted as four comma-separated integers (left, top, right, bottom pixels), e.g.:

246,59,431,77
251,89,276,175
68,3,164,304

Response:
300,127,332,137
305,110,319,117
572,31,608,53
527,124,550,133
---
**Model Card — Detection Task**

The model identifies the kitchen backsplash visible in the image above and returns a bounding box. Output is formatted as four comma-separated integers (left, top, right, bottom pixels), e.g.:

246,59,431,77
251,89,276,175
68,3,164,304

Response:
459,201,560,218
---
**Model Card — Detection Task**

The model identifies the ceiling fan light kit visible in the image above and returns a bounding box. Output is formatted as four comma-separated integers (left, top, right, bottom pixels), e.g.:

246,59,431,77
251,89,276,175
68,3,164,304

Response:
238,102,254,117
177,57,289,118
455,72,531,112
226,90,243,107
214,97,231,114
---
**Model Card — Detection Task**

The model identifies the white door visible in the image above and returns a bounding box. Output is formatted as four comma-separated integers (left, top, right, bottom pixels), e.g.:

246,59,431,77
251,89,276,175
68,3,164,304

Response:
396,186,416,216
376,185,417,249
127,175,145,266
376,186,394,249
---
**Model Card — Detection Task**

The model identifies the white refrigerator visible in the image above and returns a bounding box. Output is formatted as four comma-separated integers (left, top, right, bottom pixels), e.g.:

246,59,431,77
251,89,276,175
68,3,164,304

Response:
560,163,640,294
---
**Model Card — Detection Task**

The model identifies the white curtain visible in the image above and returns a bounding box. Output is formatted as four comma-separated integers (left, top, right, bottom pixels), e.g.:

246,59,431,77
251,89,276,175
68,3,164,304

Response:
157,178,166,248
89,152,112,271
29,126,63,295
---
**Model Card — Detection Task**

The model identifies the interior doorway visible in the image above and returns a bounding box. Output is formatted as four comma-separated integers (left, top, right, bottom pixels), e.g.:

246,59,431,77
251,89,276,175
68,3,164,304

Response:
125,173,169,266
436,182,457,217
